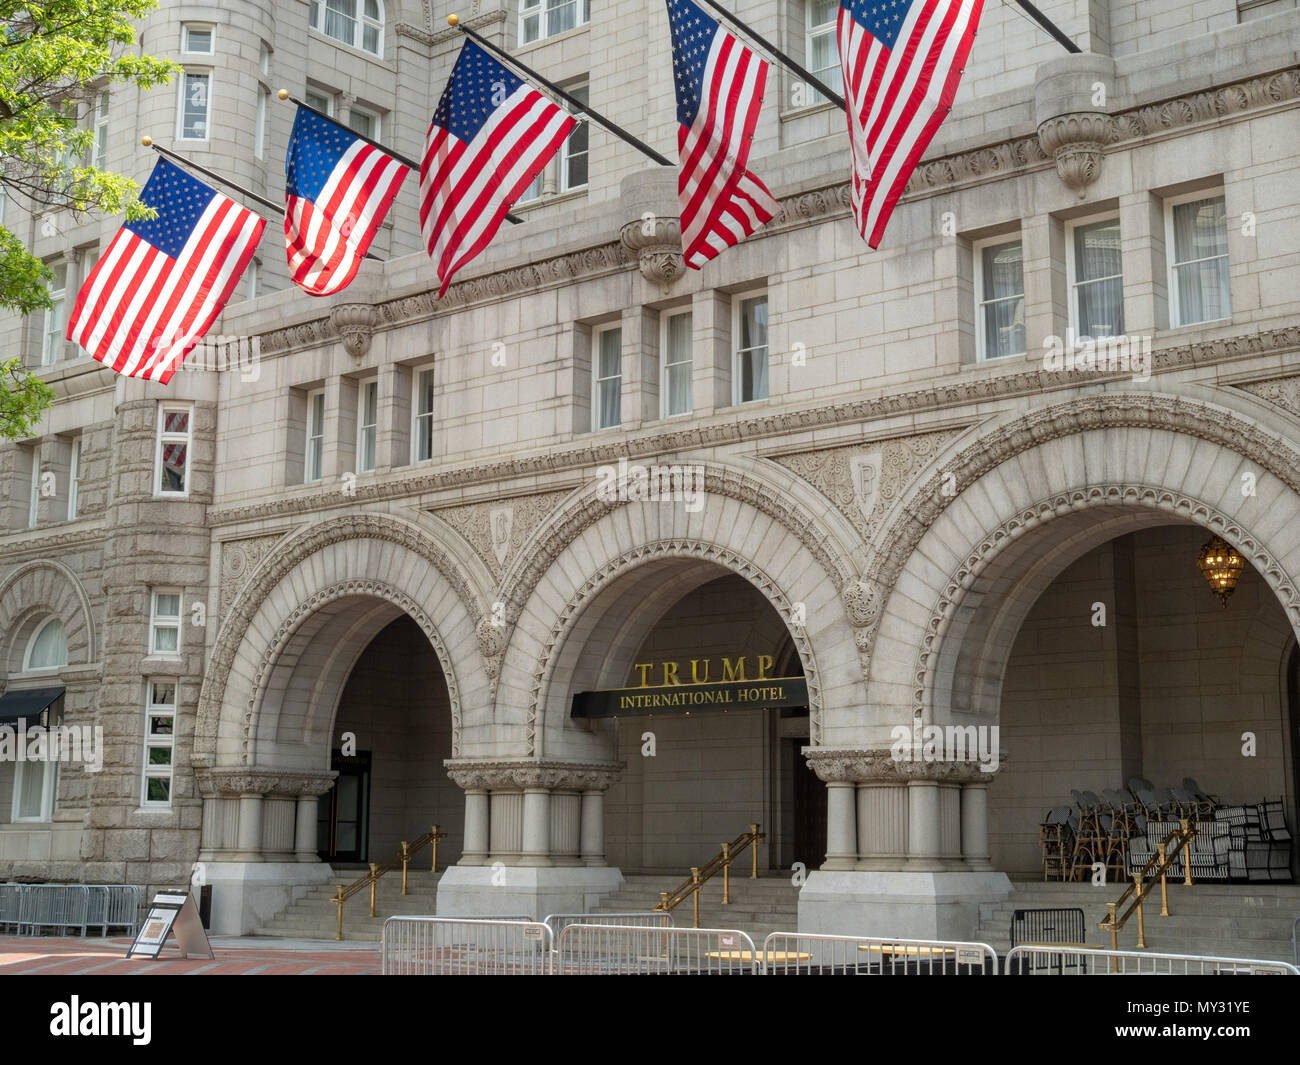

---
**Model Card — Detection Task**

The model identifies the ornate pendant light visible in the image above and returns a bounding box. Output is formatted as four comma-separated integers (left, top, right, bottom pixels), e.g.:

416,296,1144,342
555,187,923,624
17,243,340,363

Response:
1197,535,1244,607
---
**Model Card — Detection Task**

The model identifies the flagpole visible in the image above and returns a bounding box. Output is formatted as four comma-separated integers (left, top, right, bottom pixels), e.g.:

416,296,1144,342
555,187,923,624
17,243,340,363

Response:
1008,0,1081,52
447,15,674,168
276,89,524,224
694,0,846,111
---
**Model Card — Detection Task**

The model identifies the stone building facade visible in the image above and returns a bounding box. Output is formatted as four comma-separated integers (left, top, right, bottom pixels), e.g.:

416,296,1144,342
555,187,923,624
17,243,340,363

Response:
1,0,1299,936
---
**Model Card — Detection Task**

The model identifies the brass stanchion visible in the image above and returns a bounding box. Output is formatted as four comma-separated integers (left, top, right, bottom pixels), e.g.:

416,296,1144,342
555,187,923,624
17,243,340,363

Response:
368,862,379,917
1134,874,1146,949
721,843,731,904
1105,902,1118,971
334,887,344,941
750,823,760,879
401,841,410,895
1181,819,1193,886
431,824,441,873
1157,842,1169,916
659,897,670,957
690,867,700,929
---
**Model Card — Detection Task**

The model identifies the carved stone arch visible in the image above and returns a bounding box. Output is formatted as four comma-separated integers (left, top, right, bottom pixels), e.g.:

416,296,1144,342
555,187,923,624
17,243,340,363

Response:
195,512,488,764
0,559,96,677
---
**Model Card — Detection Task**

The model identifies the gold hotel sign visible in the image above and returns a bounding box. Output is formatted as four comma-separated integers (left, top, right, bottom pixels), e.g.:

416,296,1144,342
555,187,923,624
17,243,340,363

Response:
571,655,808,719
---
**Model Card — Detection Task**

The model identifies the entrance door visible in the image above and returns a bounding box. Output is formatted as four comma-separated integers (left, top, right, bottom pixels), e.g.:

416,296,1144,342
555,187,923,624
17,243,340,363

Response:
317,750,371,862
792,744,828,868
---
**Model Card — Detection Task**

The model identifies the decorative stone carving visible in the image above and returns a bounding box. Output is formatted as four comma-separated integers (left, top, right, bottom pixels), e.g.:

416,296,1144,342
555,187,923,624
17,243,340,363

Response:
444,758,624,792
435,488,573,580
218,532,286,621
1036,113,1113,194
619,216,684,285
1236,375,1300,421
329,303,378,359
196,767,336,798
803,747,1001,784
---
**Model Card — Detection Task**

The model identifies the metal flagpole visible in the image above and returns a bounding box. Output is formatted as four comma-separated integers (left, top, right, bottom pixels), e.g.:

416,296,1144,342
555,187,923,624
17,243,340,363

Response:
694,0,846,111
142,136,387,261
276,90,524,224
1007,0,1081,53
447,14,674,168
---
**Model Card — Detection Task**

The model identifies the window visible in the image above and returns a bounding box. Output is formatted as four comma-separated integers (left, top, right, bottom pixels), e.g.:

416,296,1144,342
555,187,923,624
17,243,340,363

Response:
255,87,268,159
25,617,67,671
27,443,41,528
178,70,211,141
142,680,177,806
520,0,589,45
518,173,543,204
67,437,82,520
42,263,67,365
305,88,335,116
12,695,60,821
91,91,109,169
805,0,842,105
1068,215,1124,338
411,368,435,462
734,295,769,403
347,105,379,140
258,41,272,76
181,23,214,54
661,311,693,418
974,237,1026,359
306,389,325,482
562,87,589,191
1167,194,1230,327
247,258,260,301
156,405,192,495
150,590,182,656
310,0,384,56
592,326,621,430
356,378,377,473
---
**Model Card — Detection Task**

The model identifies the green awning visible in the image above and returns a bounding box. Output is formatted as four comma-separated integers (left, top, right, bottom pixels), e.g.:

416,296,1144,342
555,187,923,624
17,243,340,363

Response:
0,686,64,725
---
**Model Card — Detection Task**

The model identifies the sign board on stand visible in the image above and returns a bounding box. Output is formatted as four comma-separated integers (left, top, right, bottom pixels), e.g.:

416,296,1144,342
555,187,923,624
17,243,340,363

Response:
126,890,215,960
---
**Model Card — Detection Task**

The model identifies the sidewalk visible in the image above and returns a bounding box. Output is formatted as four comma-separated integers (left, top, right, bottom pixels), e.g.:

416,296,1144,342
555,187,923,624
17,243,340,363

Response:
0,935,380,975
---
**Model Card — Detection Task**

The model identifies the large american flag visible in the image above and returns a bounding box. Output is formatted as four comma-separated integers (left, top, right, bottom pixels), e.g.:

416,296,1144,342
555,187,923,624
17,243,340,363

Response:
66,158,265,383
838,0,983,247
285,107,408,296
666,0,777,269
420,40,575,297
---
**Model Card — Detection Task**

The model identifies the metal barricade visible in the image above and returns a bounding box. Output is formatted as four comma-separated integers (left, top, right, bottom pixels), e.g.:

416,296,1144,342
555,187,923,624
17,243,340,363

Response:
91,885,144,936
554,924,758,975
543,912,673,938
759,932,998,975
18,884,90,936
0,884,23,933
1004,944,1300,975
1293,914,1299,969
381,917,552,975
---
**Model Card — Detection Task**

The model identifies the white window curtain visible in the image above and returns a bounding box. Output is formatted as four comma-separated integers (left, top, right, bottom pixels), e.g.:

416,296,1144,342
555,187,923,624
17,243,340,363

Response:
1172,197,1230,325
1074,220,1124,337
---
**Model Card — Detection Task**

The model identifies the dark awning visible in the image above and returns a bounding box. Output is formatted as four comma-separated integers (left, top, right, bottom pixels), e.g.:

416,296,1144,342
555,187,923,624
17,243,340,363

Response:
0,686,65,725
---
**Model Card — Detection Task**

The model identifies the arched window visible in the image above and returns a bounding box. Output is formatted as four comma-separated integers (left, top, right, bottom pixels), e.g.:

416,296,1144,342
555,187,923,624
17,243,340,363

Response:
24,616,68,671
309,0,384,56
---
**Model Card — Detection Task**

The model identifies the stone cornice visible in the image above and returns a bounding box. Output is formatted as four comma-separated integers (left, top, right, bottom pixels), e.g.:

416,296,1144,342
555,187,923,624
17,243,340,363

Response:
0,520,109,556
443,758,625,792
395,8,506,45
206,324,1300,530
195,767,337,798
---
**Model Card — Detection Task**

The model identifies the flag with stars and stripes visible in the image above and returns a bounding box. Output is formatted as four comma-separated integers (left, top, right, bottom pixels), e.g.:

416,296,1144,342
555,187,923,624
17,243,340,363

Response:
420,39,576,297
285,106,408,295
666,0,778,269
838,0,983,247
66,158,265,383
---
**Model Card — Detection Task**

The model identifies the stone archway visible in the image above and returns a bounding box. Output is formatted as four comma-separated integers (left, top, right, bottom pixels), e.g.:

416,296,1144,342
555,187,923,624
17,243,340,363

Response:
0,559,96,677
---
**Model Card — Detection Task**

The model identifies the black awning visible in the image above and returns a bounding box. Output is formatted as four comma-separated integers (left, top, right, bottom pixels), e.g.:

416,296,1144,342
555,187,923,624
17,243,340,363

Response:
0,686,65,725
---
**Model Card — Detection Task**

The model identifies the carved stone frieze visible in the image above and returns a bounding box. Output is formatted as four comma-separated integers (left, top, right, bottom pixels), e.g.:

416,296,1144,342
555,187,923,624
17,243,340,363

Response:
443,758,624,792
196,767,337,798
1236,375,1300,421
802,747,1000,784
434,488,573,580
218,533,286,621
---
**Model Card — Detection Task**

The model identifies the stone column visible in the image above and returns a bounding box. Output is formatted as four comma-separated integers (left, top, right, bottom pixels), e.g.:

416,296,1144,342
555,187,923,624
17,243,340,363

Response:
580,790,605,866
961,781,992,871
294,795,319,861
855,783,909,871
906,780,944,870
824,782,858,870
462,789,490,866
234,793,264,862
519,786,552,867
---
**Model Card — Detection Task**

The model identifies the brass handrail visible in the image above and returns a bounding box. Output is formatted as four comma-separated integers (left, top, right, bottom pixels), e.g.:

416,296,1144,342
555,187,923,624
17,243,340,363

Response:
329,823,448,940
653,823,764,928
1098,817,1196,964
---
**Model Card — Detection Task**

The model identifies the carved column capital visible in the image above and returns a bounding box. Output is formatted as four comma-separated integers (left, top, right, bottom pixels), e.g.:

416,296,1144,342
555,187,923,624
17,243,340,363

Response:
195,766,337,799
619,216,685,285
328,302,378,359
444,758,625,792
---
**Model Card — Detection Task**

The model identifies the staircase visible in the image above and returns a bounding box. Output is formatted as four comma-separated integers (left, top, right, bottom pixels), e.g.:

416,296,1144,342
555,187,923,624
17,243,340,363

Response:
976,879,1300,963
253,869,444,941
594,873,800,944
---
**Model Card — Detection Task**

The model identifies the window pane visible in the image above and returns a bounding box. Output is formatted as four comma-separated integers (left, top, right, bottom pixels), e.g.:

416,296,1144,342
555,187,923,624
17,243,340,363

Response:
667,363,692,416
1077,277,1124,337
598,378,621,429
1172,197,1227,265
981,241,1023,301
160,443,187,492
809,0,838,26
521,13,540,43
364,0,379,18
148,747,173,766
348,109,374,139
417,369,435,415
362,24,379,52
597,329,621,378
1074,219,1121,282
982,295,1025,358
153,625,179,653
185,27,212,52
181,73,209,139
1175,257,1231,325
309,436,323,480
306,90,331,114
146,777,171,803
154,593,181,618
163,410,190,434
741,297,768,352
28,618,68,669
149,716,174,736
150,680,176,705
667,312,692,363
18,763,47,819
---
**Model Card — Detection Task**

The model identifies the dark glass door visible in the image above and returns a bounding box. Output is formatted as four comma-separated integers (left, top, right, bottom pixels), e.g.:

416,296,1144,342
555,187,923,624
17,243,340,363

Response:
317,750,371,862
792,742,828,869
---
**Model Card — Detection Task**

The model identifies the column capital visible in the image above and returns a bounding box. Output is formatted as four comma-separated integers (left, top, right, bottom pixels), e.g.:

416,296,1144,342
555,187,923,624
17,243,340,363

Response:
803,746,1004,784
195,766,336,799
443,758,624,792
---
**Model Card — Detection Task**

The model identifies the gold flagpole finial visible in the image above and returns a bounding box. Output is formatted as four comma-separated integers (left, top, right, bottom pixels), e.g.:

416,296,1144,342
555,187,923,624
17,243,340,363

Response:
447,14,459,26
277,88,289,101
141,135,153,147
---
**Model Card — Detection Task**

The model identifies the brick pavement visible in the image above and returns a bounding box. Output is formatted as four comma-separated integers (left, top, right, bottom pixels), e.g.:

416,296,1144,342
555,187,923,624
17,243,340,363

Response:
0,936,381,975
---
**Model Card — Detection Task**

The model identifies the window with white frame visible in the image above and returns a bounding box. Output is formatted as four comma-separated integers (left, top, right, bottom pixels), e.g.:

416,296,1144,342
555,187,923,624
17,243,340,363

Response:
356,378,378,473
347,105,379,140
27,443,41,528
246,258,260,301
255,87,269,159
178,70,211,141
411,367,435,462
90,91,109,169
67,437,82,520
181,23,214,54
25,616,67,671
520,0,589,45
306,389,325,482
156,405,191,495
141,680,176,806
258,41,272,76
12,695,61,821
1068,215,1124,338
974,236,1026,360
734,294,769,403
661,311,693,418
310,0,384,56
150,589,182,656
42,262,67,365
305,87,335,116
592,326,621,430
1167,193,1230,327
518,172,542,204
805,0,842,105
562,86,589,191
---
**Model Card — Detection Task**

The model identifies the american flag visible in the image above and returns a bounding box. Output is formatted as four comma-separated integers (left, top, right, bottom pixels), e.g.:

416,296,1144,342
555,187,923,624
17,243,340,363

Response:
285,106,408,296
838,0,983,247
666,0,778,269
66,158,265,383
420,40,575,297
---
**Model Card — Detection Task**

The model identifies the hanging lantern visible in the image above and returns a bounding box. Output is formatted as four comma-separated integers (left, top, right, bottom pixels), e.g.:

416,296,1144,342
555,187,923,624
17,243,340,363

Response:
1197,534,1244,607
